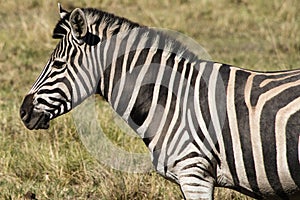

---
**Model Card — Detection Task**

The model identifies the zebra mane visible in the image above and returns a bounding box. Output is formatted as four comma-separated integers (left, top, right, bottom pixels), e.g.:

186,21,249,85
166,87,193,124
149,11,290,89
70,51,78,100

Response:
52,8,140,39
52,7,199,62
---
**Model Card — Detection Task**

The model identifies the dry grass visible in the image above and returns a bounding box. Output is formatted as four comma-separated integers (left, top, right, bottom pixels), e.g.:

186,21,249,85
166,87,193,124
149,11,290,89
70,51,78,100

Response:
0,0,299,199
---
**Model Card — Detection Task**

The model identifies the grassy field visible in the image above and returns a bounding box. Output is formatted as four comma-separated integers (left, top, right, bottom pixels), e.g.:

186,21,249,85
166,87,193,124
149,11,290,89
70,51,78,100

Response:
0,0,299,199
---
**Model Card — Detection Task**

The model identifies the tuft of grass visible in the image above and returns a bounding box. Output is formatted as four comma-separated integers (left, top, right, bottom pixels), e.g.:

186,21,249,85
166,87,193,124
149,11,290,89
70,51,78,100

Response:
0,0,299,199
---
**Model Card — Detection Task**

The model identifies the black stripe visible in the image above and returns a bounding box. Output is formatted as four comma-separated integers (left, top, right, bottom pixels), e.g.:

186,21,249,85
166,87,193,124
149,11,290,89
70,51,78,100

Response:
235,70,261,195
184,63,191,79
125,50,136,72
190,140,217,169
251,72,300,106
102,34,118,100
36,98,59,110
37,87,69,102
222,114,238,186
141,86,172,149
173,152,199,167
106,31,117,70
125,32,142,72
111,32,131,96
110,54,124,100
135,48,150,68
90,46,100,84
102,23,108,41
103,66,111,101
181,163,215,178
218,65,237,178
48,96,69,115
286,111,300,189
154,112,181,170
190,60,201,87
199,62,220,154
151,92,176,156
129,84,154,127
53,18,69,39
64,38,73,58
102,34,120,100
71,61,90,102
66,68,80,106
94,19,101,37
128,49,165,129
70,47,79,74
186,89,221,166
260,86,300,198
177,58,185,74
183,174,207,182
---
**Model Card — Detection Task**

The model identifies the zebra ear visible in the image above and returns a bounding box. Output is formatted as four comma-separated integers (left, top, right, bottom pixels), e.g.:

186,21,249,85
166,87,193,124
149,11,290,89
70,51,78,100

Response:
69,8,88,40
58,3,68,19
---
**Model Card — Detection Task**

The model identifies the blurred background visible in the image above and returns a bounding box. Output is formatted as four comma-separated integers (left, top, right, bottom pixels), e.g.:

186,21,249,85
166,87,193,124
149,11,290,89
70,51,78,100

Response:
0,0,299,199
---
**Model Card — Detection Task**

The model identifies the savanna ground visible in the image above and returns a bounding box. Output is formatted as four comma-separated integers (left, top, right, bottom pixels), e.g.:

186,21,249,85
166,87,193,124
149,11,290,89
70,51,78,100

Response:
0,0,299,199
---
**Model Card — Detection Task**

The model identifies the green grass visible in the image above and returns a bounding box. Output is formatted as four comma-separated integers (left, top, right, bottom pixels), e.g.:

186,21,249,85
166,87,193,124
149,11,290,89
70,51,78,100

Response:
0,0,299,199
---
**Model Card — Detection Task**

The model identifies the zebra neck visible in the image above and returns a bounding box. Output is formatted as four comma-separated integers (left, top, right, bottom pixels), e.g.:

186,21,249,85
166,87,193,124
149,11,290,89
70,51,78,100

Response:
97,32,183,134
95,27,203,149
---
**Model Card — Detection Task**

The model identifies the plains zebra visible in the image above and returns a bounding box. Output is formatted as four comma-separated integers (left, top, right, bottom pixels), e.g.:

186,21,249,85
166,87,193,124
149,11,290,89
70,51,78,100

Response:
20,5,300,200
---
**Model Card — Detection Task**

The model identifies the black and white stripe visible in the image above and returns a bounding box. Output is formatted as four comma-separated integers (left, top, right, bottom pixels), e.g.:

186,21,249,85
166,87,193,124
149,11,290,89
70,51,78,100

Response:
20,5,300,199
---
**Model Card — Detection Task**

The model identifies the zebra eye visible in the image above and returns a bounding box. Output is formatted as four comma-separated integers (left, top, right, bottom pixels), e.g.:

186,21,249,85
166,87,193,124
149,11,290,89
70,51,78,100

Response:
52,60,66,69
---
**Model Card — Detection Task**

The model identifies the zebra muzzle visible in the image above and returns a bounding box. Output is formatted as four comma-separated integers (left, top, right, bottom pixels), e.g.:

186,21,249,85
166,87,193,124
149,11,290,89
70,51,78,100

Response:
20,94,50,130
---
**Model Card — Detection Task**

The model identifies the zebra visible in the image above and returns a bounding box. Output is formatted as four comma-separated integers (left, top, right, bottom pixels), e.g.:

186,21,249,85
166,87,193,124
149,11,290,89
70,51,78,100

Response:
19,4,300,200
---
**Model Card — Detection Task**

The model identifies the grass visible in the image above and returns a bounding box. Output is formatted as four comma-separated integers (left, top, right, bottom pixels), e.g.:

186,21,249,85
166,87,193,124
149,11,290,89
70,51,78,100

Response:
0,0,299,199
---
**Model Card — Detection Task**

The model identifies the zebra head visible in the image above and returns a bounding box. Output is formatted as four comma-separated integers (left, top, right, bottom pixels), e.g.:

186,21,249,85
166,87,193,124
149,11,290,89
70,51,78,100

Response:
20,5,103,130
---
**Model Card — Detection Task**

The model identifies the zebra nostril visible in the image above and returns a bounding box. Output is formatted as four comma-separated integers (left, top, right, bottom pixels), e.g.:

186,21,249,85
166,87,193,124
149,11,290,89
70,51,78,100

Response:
20,109,27,119
20,93,34,121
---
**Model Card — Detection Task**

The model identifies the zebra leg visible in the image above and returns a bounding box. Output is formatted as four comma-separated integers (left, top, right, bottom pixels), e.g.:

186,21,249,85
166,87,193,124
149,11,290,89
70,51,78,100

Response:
179,178,215,200
178,165,215,200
